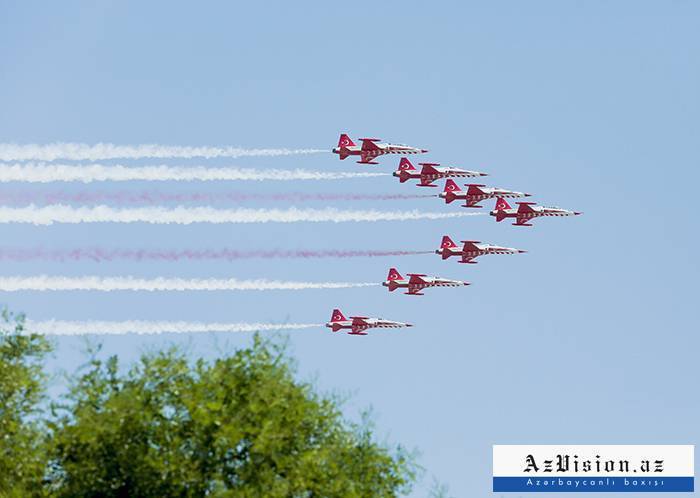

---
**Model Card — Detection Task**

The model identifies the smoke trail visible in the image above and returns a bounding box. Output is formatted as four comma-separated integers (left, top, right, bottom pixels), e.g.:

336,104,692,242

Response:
0,143,326,162
26,320,322,336
0,163,386,183
0,276,378,291
0,205,486,225
0,190,434,204
0,248,434,263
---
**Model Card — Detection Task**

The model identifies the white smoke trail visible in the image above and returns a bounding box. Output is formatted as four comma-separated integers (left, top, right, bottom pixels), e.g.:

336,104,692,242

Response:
0,163,386,183
0,205,486,225
0,276,378,292
26,320,322,336
0,143,326,162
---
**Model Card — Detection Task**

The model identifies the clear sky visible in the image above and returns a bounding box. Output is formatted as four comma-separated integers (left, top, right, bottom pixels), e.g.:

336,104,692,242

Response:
1,1,699,496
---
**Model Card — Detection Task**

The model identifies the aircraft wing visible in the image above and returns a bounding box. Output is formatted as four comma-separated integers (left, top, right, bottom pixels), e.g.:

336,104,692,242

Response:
461,240,479,250
464,198,481,208
406,274,427,295
350,325,367,333
407,274,427,284
418,176,437,186
517,202,536,214
466,184,486,195
358,152,379,164
420,163,440,175
360,138,381,152
513,216,533,226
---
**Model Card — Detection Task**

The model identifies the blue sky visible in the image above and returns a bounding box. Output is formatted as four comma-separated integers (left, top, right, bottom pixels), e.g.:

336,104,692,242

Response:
1,1,699,496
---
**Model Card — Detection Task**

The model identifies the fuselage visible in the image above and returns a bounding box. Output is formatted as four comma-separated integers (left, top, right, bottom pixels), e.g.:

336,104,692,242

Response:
333,143,426,157
436,243,525,261
490,205,581,226
325,318,411,334
440,187,528,204
382,277,467,292
393,166,486,182
490,206,578,219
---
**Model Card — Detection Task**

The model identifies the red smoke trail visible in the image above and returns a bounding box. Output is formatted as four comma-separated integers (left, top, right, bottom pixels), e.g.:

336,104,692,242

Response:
0,191,436,204
0,248,434,263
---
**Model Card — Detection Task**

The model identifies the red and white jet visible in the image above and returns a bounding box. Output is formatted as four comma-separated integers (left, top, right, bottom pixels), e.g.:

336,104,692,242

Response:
439,179,530,208
382,267,469,295
436,236,526,264
332,133,428,164
392,158,487,187
491,198,582,226
325,309,412,336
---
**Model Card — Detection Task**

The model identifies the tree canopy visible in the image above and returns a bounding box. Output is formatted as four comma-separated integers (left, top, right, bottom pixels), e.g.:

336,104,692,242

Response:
0,310,52,497
0,314,417,497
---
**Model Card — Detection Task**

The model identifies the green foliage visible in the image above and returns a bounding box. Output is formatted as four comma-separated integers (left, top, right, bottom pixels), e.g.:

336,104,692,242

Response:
47,334,417,497
0,315,417,498
0,309,52,497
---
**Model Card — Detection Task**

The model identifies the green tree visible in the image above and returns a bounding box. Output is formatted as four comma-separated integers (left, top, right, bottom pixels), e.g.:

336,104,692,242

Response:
48,335,417,497
0,309,52,497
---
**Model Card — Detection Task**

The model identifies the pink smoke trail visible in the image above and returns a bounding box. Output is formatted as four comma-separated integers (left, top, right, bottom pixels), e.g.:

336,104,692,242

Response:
0,248,434,263
0,191,436,205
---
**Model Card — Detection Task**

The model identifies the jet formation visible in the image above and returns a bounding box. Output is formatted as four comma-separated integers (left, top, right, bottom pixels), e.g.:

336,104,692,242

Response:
328,133,581,335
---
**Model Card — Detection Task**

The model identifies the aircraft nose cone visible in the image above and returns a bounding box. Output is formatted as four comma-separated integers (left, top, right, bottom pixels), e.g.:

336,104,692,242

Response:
421,149,428,153
574,212,582,215
518,250,527,253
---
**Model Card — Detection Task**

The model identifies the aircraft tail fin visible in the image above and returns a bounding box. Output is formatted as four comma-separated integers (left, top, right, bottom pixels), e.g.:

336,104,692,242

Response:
386,268,403,291
444,179,461,192
338,134,356,148
398,158,416,171
330,308,347,323
443,179,461,203
336,134,355,160
440,235,457,248
495,197,512,211
387,268,403,281
440,236,457,258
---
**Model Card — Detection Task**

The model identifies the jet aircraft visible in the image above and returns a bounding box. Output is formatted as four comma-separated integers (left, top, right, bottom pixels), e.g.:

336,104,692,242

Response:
436,236,526,264
393,158,487,187
439,179,530,208
382,267,469,295
490,198,582,226
332,134,427,164
325,309,412,336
